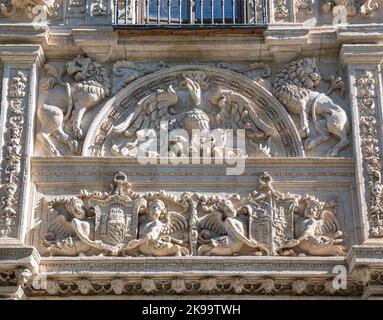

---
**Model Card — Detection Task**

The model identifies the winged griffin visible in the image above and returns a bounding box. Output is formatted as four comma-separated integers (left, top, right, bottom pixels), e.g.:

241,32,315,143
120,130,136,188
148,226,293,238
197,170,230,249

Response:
112,73,276,158
37,55,111,156
273,58,350,156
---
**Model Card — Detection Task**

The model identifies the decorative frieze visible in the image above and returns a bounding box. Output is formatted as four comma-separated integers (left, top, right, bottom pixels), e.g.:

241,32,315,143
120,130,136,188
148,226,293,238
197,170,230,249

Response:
25,276,364,297
355,70,383,238
32,171,347,257
0,71,28,238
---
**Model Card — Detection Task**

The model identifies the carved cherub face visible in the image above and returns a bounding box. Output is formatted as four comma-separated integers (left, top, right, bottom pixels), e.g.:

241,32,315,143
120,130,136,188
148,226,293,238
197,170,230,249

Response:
371,182,382,196
69,197,86,219
304,200,321,219
147,199,165,221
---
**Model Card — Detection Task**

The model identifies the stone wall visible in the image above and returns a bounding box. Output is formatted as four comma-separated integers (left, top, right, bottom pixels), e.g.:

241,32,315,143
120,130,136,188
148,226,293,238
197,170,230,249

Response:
1,0,383,299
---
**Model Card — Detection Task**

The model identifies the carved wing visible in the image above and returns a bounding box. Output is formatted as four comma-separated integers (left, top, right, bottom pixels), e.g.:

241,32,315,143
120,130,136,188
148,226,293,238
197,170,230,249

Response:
45,213,76,240
209,87,275,141
113,85,179,138
198,211,226,235
160,211,188,235
314,210,341,237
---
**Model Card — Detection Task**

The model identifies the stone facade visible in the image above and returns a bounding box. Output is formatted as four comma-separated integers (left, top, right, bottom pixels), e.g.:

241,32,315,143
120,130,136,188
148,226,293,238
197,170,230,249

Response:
1,0,383,299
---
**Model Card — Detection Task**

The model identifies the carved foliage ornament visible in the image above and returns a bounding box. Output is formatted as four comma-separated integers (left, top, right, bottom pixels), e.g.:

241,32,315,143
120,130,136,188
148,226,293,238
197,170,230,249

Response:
0,0,59,19
356,71,383,237
322,0,380,18
273,58,350,157
34,172,347,257
0,71,28,238
26,276,364,297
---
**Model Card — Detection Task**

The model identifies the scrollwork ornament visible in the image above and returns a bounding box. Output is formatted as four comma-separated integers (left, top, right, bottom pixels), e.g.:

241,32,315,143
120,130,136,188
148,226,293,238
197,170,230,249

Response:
356,71,383,238
0,71,28,238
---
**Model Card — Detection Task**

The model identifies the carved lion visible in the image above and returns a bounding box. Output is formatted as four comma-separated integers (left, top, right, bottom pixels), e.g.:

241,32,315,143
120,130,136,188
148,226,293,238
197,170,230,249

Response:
37,55,111,156
273,58,350,156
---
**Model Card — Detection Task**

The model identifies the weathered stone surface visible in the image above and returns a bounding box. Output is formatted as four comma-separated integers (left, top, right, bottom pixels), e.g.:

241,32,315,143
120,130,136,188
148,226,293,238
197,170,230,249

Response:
1,1,383,299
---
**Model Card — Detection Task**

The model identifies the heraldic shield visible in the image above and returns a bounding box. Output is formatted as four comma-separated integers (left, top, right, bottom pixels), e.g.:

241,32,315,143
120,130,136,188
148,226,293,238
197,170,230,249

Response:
90,196,143,247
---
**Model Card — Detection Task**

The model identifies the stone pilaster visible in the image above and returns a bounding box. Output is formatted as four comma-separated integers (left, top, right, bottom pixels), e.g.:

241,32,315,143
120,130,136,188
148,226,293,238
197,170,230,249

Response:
0,45,45,244
340,44,383,245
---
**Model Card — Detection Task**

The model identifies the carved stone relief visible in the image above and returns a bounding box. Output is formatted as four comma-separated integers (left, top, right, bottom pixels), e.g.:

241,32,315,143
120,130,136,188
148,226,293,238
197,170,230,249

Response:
37,60,353,158
31,172,347,257
0,70,28,238
37,55,111,156
90,0,107,16
112,61,169,94
67,0,85,17
325,73,347,98
273,58,350,157
25,276,364,297
355,70,383,237
322,0,380,18
81,65,304,158
296,0,314,15
274,0,289,19
0,0,60,19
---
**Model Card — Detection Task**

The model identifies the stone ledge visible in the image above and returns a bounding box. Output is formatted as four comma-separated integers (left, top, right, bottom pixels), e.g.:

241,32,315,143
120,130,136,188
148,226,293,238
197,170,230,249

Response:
39,256,346,276
347,246,383,272
0,246,40,274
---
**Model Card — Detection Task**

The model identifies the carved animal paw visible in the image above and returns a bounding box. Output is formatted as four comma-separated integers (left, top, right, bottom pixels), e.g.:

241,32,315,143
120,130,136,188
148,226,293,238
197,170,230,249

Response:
48,146,61,157
69,140,79,154
74,128,84,140
325,148,339,157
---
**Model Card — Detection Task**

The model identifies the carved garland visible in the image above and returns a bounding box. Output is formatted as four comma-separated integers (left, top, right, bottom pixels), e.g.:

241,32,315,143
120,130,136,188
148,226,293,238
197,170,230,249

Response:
0,71,27,238
25,276,364,297
356,71,383,237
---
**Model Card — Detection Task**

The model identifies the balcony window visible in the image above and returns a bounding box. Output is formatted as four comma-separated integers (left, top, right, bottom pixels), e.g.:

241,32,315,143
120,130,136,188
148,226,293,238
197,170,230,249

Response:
113,0,269,27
